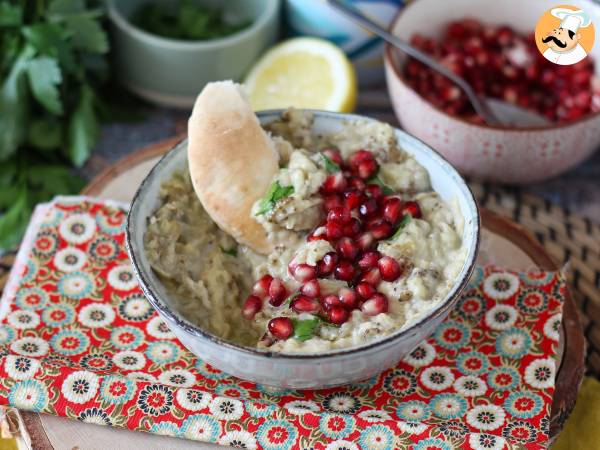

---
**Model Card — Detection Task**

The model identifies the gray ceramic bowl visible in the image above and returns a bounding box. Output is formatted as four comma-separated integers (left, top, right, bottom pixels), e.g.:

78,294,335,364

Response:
126,110,480,388
107,0,280,108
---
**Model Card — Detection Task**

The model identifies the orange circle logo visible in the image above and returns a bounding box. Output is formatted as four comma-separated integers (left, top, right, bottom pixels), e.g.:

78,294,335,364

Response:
535,5,595,65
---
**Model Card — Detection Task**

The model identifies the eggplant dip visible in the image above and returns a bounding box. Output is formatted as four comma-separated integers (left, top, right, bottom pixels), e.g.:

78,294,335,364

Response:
144,110,466,353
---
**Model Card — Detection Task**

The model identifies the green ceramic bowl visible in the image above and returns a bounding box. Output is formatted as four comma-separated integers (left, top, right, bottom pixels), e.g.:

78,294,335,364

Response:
107,0,280,108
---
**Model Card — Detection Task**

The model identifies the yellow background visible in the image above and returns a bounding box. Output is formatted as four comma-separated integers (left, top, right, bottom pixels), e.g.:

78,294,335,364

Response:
534,4,595,56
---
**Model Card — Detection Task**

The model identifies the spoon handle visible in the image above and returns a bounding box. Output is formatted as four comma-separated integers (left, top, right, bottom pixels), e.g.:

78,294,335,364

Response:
326,0,500,125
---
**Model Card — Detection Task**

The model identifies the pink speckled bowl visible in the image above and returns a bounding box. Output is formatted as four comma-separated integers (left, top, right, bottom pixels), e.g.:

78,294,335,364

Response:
384,0,600,184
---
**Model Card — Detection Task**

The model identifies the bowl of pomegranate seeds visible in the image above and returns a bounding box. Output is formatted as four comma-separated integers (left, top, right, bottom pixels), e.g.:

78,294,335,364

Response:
128,109,479,388
384,0,600,184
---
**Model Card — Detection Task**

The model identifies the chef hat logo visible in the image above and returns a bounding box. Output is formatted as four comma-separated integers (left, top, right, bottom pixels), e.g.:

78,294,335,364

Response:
534,4,595,66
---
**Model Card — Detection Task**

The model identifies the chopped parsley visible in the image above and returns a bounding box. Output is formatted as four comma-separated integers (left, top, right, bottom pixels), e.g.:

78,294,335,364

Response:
368,173,394,195
319,152,341,173
389,214,411,240
255,181,294,215
220,246,237,257
292,316,321,342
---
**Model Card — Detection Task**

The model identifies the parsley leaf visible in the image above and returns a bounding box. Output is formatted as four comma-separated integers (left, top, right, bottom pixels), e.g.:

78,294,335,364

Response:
255,181,294,216
0,47,32,161
66,84,99,167
0,3,22,27
220,246,237,257
389,214,411,240
26,56,63,114
0,187,30,250
368,173,394,195
292,316,321,342
28,117,63,150
319,152,341,173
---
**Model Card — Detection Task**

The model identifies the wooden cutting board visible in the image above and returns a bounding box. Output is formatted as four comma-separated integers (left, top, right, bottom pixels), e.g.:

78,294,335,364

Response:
9,137,583,450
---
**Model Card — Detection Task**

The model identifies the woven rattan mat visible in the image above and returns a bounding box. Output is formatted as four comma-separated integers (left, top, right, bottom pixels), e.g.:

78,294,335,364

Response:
467,181,600,376
1,181,598,375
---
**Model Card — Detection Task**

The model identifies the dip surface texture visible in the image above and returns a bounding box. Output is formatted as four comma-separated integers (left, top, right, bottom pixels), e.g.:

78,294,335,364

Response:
144,111,466,353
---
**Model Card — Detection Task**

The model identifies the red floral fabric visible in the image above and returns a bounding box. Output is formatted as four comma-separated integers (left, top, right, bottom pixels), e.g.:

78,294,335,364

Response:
0,198,564,449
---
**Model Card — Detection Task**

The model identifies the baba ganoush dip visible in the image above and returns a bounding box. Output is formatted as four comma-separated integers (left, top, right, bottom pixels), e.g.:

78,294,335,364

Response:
144,110,466,353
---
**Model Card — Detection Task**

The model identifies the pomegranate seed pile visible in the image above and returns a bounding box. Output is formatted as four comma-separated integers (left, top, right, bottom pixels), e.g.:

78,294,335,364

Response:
404,19,600,123
241,148,423,342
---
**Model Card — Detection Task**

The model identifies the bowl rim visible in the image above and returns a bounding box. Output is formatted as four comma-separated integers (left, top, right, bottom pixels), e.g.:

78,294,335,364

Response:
106,0,279,50
383,0,600,132
126,109,481,360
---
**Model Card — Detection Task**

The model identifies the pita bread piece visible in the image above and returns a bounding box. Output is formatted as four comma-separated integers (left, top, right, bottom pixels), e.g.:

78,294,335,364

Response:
188,81,278,254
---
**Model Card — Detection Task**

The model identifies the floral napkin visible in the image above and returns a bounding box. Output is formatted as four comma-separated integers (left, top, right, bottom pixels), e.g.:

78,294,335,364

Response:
0,197,564,449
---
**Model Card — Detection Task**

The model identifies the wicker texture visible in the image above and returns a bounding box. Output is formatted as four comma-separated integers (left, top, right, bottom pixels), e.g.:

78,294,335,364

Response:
468,181,600,376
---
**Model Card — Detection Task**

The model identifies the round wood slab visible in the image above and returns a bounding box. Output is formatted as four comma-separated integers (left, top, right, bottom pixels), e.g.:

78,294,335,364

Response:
11,137,583,450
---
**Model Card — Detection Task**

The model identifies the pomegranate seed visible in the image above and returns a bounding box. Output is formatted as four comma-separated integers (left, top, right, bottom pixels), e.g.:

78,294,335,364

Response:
337,237,359,260
300,279,320,298
321,173,347,194
342,218,361,237
326,220,344,240
307,233,327,242
308,226,327,242
358,251,381,270
322,294,342,309
323,195,343,211
327,305,350,325
348,150,373,168
366,184,383,199
268,278,288,306
338,287,359,309
349,177,367,190
343,190,364,210
402,201,422,219
318,252,338,276
327,207,351,224
293,264,317,282
268,317,294,340
322,148,343,166
356,282,376,299
378,256,403,282
334,259,356,281
383,197,403,224
360,268,381,286
369,219,393,240
361,293,389,316
252,274,273,298
359,198,378,218
241,295,262,320
357,159,379,179
291,295,321,314
356,232,375,252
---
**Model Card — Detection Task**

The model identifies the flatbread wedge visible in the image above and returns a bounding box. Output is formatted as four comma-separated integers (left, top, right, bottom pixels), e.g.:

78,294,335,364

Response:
187,81,278,254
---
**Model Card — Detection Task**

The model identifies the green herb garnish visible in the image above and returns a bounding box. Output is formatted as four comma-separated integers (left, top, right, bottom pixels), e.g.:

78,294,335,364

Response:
255,181,294,216
132,0,251,41
368,173,394,195
282,292,300,308
319,152,341,173
0,0,123,250
220,246,237,257
389,214,411,240
292,316,321,342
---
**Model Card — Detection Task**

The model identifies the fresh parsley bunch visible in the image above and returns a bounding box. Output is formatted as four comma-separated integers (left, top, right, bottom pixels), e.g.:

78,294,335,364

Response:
0,0,109,250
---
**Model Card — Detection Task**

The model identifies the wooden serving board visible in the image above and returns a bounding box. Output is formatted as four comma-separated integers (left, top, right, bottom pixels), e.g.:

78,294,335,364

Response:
12,137,583,450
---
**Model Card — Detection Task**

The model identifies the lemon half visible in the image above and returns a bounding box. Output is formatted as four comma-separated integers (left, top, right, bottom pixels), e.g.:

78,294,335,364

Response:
244,37,357,113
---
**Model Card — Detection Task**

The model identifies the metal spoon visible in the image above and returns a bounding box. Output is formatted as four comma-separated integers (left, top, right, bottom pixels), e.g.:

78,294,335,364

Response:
326,0,549,128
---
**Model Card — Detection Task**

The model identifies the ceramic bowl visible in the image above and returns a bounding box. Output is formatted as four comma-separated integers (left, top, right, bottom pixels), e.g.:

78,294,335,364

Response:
384,0,600,184
107,0,280,108
126,110,480,388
